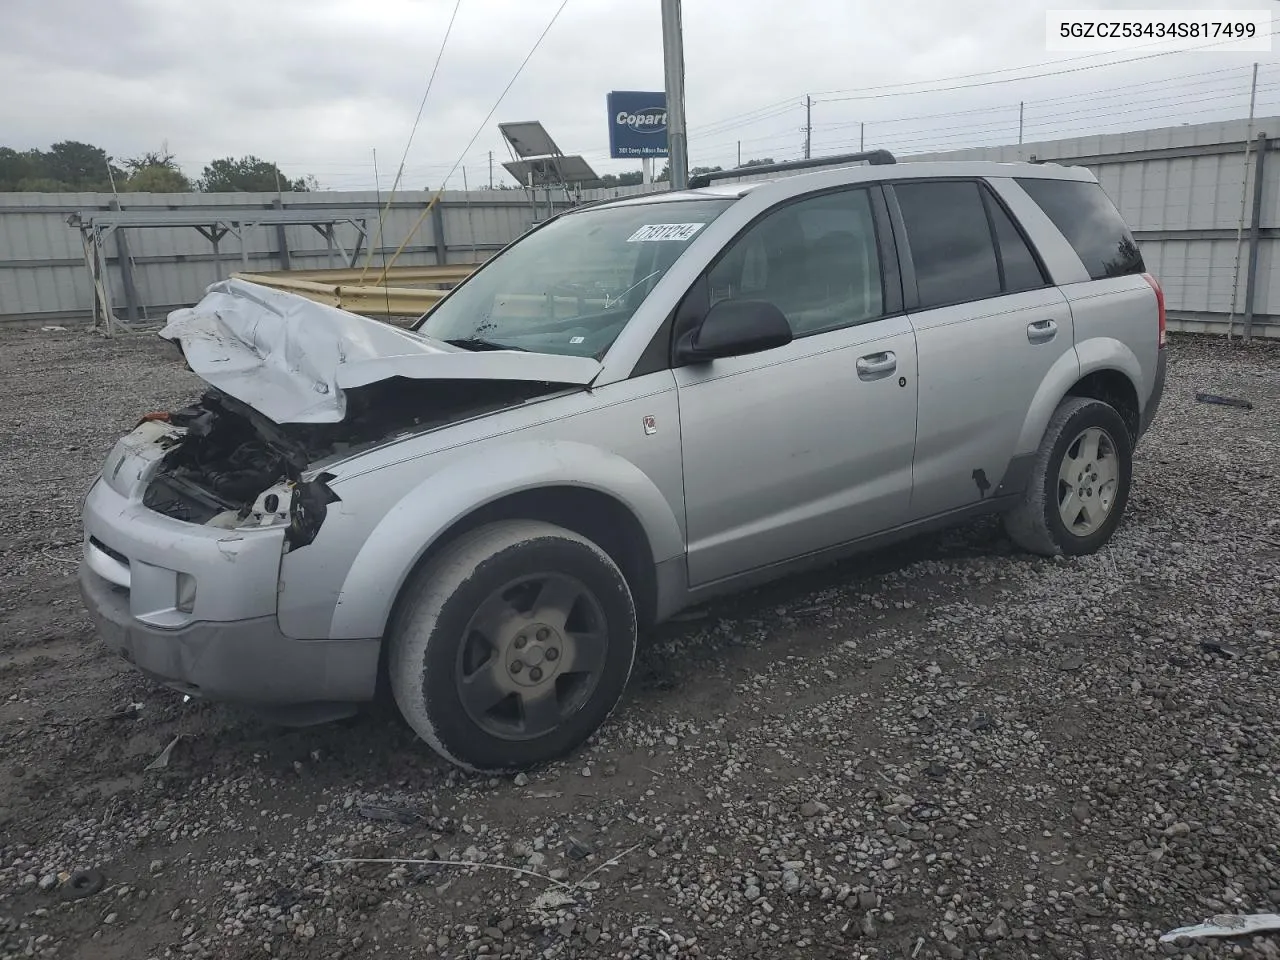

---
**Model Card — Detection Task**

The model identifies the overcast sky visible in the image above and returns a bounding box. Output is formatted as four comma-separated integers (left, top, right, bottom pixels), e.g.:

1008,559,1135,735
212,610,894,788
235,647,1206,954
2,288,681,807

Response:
2,0,1275,190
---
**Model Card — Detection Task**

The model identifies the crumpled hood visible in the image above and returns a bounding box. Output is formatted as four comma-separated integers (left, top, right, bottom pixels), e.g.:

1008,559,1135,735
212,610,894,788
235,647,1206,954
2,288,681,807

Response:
158,278,602,424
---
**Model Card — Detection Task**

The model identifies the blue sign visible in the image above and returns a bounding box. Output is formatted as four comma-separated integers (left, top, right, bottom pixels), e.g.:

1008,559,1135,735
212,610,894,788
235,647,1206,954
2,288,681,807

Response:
607,90,668,159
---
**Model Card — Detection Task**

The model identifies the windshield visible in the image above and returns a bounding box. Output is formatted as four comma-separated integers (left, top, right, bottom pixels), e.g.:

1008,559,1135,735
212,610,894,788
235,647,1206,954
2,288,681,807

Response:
415,198,734,358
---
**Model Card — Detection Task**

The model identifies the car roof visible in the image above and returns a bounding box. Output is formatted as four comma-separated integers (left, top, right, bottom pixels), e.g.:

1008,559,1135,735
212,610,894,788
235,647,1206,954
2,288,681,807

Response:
590,160,1097,210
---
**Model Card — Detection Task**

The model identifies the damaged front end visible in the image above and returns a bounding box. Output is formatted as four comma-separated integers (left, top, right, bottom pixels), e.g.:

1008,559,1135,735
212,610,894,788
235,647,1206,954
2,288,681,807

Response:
139,376,565,549
141,390,338,549
133,278,604,549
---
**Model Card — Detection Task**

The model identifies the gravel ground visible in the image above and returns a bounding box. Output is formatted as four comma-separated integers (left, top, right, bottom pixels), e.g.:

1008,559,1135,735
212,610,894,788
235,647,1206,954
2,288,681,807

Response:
0,327,1277,960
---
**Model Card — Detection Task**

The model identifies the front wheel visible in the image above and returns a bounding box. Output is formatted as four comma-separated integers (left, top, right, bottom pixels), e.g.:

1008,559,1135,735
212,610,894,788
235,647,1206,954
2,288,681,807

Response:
1003,397,1133,557
389,520,637,772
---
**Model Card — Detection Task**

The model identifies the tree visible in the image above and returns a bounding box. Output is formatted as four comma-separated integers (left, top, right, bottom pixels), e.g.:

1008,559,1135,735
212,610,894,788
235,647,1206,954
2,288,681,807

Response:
44,141,114,188
690,165,723,176
0,148,39,190
199,156,310,192
0,141,123,191
121,147,193,192
741,157,775,168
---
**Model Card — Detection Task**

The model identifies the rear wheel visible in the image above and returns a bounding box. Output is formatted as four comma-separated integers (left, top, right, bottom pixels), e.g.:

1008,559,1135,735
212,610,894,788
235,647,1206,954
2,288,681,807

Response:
1003,397,1133,557
389,520,637,772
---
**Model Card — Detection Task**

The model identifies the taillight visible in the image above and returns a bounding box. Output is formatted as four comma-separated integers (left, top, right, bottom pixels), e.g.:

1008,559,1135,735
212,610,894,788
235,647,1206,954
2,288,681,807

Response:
1142,273,1166,348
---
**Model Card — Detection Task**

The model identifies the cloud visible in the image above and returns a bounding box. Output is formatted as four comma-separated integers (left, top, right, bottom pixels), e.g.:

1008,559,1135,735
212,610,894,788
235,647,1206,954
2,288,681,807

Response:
0,0,1272,189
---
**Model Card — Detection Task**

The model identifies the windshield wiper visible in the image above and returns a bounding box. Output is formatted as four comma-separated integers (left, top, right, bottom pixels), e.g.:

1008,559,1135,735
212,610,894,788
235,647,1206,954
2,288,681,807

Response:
443,337,526,353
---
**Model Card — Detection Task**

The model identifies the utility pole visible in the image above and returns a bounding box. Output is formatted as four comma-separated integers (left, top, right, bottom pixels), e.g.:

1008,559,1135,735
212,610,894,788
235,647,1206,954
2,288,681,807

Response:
488,150,493,190
660,0,689,190
860,122,864,152
1018,101,1025,145
804,95,812,160
1226,61,1260,340
737,140,741,167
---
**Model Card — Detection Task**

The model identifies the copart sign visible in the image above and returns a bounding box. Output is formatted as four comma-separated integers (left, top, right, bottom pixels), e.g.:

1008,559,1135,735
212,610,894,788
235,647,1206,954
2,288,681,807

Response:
607,90,669,159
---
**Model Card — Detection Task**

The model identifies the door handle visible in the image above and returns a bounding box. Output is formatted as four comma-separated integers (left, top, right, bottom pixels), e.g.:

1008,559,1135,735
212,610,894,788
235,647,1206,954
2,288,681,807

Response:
1027,318,1058,344
856,351,897,379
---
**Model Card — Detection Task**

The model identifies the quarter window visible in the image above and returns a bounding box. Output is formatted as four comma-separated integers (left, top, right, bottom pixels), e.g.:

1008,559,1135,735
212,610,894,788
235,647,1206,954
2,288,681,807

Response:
707,189,884,337
1015,177,1145,280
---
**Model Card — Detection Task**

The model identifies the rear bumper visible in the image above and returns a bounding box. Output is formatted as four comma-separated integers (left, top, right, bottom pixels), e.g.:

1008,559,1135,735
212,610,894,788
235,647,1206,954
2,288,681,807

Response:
1138,347,1168,440
81,563,380,703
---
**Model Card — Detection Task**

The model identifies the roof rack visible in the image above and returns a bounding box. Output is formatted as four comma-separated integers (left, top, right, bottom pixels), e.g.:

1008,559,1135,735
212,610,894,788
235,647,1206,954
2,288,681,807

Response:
687,150,896,189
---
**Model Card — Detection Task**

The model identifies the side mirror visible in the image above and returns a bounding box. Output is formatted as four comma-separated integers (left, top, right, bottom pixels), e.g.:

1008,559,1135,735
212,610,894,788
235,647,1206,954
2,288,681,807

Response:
675,299,792,364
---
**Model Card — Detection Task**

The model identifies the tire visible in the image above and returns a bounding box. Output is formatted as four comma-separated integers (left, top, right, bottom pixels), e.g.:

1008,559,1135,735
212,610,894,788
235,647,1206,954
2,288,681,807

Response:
1003,397,1133,557
389,520,637,772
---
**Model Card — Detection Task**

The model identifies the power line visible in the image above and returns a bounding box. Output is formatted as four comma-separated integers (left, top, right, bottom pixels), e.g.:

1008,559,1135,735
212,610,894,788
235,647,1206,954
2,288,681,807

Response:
377,0,572,279
815,66,1255,133
389,0,464,195
815,30,1279,102
809,30,1268,99
812,81,1274,149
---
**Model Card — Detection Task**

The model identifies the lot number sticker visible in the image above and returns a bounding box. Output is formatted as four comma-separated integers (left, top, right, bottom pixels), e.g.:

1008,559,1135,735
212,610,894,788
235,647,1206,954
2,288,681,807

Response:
627,223,705,242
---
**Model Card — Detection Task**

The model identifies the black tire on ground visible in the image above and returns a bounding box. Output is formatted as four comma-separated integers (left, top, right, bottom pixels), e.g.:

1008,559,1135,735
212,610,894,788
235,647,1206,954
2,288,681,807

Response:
389,520,637,772
1003,396,1134,557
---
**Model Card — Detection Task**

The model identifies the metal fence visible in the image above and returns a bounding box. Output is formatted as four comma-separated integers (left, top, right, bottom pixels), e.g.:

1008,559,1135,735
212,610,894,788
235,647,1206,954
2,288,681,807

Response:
0,183,660,326
0,115,1276,337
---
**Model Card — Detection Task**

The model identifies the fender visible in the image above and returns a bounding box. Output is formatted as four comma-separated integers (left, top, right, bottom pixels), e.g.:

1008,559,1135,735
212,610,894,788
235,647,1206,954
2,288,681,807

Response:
326,439,685,640
1074,336,1147,416
1013,338,1143,456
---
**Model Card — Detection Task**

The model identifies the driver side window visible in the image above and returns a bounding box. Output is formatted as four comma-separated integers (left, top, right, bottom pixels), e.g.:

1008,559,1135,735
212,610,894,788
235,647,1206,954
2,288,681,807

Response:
707,188,884,338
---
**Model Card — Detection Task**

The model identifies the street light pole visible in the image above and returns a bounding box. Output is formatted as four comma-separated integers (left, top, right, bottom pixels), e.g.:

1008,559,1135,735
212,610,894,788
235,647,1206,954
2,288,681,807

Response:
661,0,689,190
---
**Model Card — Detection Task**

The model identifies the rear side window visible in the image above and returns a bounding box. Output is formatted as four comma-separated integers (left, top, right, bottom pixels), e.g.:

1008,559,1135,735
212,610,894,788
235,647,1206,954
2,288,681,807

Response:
1016,178,1144,280
895,181,1001,309
985,195,1048,293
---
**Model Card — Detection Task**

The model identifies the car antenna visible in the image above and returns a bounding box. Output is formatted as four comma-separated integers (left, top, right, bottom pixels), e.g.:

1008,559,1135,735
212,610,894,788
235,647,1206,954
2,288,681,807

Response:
372,149,393,321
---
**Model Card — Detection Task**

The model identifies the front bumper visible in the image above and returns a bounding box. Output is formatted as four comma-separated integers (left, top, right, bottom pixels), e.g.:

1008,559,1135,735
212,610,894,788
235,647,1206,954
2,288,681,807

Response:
81,564,379,703
79,444,379,705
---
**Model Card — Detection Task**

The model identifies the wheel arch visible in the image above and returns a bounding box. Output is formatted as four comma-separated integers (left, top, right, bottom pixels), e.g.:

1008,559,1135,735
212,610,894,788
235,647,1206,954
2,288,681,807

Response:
1013,342,1143,457
330,440,682,643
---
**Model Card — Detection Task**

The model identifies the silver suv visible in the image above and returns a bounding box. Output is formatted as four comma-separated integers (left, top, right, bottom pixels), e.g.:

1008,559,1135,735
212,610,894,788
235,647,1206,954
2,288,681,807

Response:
80,154,1167,772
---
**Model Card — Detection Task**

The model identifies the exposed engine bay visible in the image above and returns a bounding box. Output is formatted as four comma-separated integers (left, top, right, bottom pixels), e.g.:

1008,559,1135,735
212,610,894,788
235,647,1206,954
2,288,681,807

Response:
142,377,565,546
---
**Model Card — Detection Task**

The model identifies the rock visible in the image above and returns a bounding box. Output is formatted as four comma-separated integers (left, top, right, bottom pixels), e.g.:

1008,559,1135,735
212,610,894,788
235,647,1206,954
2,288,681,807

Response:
1059,655,1085,672
799,800,827,818
1071,801,1090,823
1201,639,1240,658
513,773,529,787
782,871,801,894
984,917,1010,941
744,884,761,901
860,912,879,939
